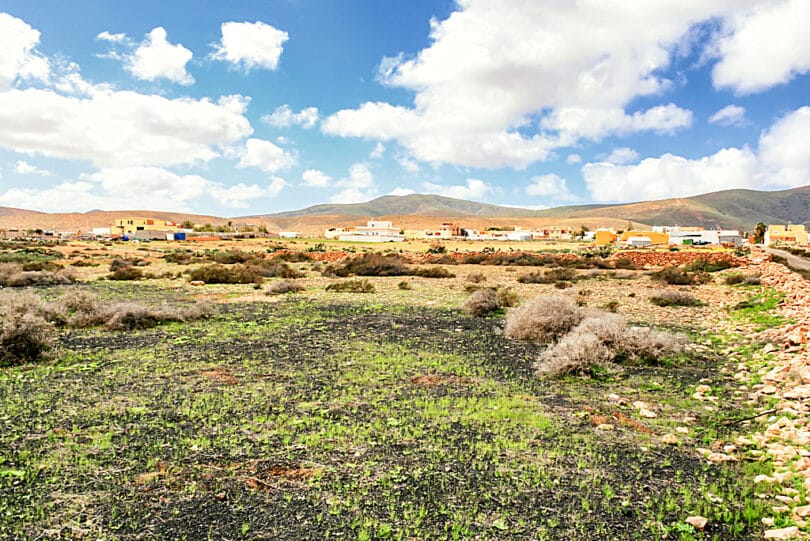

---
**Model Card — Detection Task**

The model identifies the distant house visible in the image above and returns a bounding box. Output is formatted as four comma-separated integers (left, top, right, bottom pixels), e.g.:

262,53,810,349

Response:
595,230,617,246
620,231,668,246
278,231,301,239
112,217,179,237
765,224,808,245
337,220,405,242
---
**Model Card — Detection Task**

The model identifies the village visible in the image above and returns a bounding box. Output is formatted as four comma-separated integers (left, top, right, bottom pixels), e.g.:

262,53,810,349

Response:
4,216,808,248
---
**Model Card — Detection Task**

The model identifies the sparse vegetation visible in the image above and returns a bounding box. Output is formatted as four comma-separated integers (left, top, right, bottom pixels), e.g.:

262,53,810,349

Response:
649,290,703,307
651,265,710,286
325,279,376,293
504,295,583,342
188,264,263,284
266,280,305,295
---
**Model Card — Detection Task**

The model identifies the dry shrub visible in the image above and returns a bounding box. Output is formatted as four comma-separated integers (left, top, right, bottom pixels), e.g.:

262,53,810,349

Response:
725,273,760,286
325,279,375,293
249,260,304,279
411,266,455,278
188,264,263,284
613,257,638,270
266,280,305,295
463,288,500,317
109,266,143,281
536,333,613,377
341,253,409,276
103,301,211,330
0,262,76,287
534,311,686,377
649,290,702,307
651,266,710,286
466,272,486,283
398,281,412,290
504,295,583,342
496,287,520,308
517,267,577,284
0,290,56,366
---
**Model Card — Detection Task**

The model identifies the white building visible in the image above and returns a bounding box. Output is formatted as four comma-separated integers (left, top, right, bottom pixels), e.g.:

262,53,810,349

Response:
278,231,301,239
337,220,405,242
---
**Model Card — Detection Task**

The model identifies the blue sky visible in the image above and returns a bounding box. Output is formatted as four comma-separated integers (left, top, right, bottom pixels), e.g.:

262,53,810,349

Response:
1,0,809,216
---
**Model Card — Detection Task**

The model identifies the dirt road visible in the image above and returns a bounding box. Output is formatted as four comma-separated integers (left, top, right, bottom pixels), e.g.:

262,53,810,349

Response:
764,246,810,271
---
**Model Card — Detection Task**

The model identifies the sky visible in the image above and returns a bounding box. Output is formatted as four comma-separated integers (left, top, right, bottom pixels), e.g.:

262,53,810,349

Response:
1,0,809,216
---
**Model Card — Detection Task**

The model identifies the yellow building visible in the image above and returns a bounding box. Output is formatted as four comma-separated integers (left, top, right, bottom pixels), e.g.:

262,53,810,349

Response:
619,231,669,246
113,217,179,236
765,224,808,245
595,230,618,246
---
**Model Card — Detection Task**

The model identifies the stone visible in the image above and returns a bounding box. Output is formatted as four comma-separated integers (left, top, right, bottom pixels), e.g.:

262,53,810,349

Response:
661,433,679,445
685,516,708,530
596,423,614,431
639,408,657,419
794,505,810,518
695,384,712,394
761,385,778,395
763,526,800,539
190,280,205,286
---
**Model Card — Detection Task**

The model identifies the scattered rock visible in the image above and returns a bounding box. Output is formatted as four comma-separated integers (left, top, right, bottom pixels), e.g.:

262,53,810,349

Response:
764,526,801,539
685,516,708,531
661,433,679,445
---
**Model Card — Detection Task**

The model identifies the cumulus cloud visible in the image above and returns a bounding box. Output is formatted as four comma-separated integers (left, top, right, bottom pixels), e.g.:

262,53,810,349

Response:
396,155,420,174
14,160,51,176
389,187,416,196
330,163,377,203
605,147,639,165
301,169,332,187
369,142,385,159
712,0,810,94
212,21,288,71
126,27,194,85
0,13,50,90
708,104,747,126
0,166,284,212
235,138,297,173
321,1,745,169
582,106,810,201
96,31,127,44
423,178,494,201
566,154,582,165
525,174,577,201
261,104,319,128
0,89,252,168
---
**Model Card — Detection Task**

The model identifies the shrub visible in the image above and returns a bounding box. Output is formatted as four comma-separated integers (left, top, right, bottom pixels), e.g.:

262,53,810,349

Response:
517,267,577,284
651,266,709,286
504,295,583,342
466,272,486,283
22,260,62,272
684,259,732,273
103,301,211,330
398,281,412,290
535,333,613,377
70,260,100,267
461,254,488,265
411,266,455,278
496,287,520,308
725,273,760,286
649,290,703,307
613,257,638,270
266,280,305,295
424,254,458,265
109,258,136,271
326,279,375,293
249,260,304,279
271,251,312,263
534,312,686,377
188,264,263,284
554,281,573,289
0,291,56,366
0,263,76,287
109,267,144,281
340,253,409,276
463,288,500,317
743,275,762,285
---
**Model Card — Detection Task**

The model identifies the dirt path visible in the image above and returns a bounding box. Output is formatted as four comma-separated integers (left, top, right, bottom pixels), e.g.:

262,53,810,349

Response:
765,246,810,271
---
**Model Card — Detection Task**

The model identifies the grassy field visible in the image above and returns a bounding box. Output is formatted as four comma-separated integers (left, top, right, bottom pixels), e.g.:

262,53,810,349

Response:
0,240,796,539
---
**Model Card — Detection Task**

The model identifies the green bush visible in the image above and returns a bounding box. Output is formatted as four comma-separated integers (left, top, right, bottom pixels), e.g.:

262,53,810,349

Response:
188,264,263,284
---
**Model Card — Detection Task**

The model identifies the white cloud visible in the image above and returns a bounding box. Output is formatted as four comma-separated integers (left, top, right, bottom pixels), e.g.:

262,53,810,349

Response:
321,1,743,168
96,31,127,44
212,21,288,71
423,178,494,201
389,187,416,196
566,154,582,165
369,142,385,159
712,0,810,94
330,163,377,203
0,13,50,90
0,89,252,167
301,168,332,187
236,138,297,173
14,160,51,176
582,105,810,202
525,174,577,201
126,27,194,85
0,166,284,212
396,155,420,174
262,104,319,128
758,106,810,185
708,104,747,126
605,147,639,165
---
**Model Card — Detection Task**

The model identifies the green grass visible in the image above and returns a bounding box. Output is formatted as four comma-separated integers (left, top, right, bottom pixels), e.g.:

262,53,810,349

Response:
729,289,790,331
0,287,774,539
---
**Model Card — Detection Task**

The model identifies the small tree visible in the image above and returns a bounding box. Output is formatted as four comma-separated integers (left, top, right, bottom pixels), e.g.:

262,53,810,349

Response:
753,222,766,244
